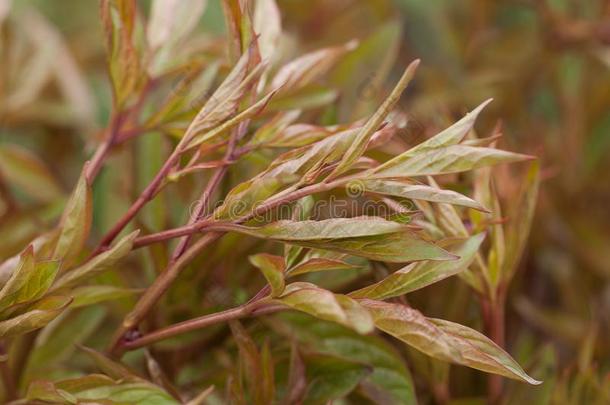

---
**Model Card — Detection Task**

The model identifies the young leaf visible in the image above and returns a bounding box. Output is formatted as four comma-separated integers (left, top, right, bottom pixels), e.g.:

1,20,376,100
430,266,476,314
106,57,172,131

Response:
271,40,358,91
502,162,540,282
186,88,278,148
274,282,373,334
53,166,93,264
101,0,142,108
360,300,541,385
249,253,285,297
186,45,263,140
350,233,485,299
0,247,60,310
52,230,139,290
361,179,489,211
0,295,71,339
329,59,419,179
371,145,533,178
375,99,493,171
288,258,359,276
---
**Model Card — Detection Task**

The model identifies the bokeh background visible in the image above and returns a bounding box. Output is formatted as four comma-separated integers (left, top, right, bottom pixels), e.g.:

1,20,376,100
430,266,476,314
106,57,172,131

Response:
1,0,609,403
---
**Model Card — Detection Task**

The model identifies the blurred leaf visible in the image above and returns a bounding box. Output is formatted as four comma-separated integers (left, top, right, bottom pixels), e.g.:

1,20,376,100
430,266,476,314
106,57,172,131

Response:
303,353,371,405
272,40,358,91
253,0,281,63
70,285,140,308
0,144,63,203
147,0,208,74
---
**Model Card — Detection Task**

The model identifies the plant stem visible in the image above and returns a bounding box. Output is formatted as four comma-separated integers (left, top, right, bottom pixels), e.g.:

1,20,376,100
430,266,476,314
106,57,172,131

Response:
0,343,15,401
120,302,284,351
481,288,506,404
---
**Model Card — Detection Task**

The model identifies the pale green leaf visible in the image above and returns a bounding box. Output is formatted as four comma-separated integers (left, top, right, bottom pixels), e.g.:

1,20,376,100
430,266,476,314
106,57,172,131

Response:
329,59,419,179
350,233,485,299
53,167,92,264
361,179,489,211
52,230,139,290
249,253,285,297
0,247,60,310
372,145,533,178
0,295,71,339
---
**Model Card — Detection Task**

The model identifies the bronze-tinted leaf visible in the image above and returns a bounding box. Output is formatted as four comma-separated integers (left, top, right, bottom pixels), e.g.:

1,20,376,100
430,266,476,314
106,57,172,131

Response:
275,282,373,334
360,300,541,384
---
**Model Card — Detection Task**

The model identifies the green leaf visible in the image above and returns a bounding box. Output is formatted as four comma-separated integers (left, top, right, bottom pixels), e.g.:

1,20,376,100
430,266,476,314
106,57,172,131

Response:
0,144,63,203
249,253,285,297
360,300,541,385
303,354,371,405
282,313,417,405
288,231,456,263
70,285,140,308
0,246,60,310
329,59,419,179
229,217,407,241
0,295,71,339
288,258,359,276
53,166,93,264
274,282,373,334
361,179,489,211
350,233,485,299
372,145,533,178
52,230,139,290
79,346,142,380
27,374,179,404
